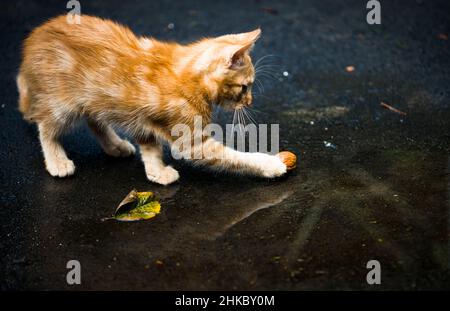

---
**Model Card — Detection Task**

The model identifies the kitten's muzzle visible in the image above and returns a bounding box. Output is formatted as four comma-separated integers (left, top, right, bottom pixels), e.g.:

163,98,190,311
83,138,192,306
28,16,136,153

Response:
243,94,253,107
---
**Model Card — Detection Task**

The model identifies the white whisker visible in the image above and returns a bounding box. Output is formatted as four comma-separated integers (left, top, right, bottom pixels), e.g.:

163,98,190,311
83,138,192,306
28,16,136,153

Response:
243,107,257,124
254,78,265,94
256,71,278,80
238,109,244,138
230,109,237,139
254,54,279,68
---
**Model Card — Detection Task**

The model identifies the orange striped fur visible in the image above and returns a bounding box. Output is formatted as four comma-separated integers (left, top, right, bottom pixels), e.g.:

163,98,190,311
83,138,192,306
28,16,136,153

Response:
18,15,286,184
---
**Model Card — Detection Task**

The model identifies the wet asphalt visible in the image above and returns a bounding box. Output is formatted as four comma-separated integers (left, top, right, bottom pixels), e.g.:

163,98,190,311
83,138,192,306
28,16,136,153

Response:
1,0,449,290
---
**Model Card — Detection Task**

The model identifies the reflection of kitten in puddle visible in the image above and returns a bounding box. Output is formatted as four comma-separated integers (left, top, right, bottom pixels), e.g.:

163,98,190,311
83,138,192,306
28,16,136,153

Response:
216,189,293,238
185,185,294,240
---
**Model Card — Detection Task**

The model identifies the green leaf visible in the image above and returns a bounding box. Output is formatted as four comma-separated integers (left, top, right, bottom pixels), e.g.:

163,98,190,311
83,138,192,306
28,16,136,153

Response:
107,189,161,222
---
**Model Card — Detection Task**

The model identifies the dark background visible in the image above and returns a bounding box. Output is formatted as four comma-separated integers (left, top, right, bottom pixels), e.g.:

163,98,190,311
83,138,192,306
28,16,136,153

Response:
0,0,449,290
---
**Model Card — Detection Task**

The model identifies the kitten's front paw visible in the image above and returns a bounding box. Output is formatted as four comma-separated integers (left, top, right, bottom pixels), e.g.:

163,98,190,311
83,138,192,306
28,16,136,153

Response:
146,166,180,185
45,158,76,178
259,155,287,178
102,140,136,157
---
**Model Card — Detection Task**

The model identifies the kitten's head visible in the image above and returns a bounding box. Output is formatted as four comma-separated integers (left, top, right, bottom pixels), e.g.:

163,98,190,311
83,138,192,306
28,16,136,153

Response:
199,29,261,110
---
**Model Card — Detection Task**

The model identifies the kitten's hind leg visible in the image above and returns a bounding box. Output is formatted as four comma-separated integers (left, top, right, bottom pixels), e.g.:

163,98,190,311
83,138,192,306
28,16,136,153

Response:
38,123,75,177
139,136,179,185
87,118,135,157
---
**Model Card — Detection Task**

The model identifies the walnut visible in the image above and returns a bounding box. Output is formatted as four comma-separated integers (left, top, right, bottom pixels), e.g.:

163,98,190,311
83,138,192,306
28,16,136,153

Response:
276,151,297,171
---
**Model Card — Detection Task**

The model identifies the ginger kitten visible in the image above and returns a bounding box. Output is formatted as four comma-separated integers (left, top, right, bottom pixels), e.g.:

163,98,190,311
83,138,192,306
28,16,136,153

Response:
17,15,286,185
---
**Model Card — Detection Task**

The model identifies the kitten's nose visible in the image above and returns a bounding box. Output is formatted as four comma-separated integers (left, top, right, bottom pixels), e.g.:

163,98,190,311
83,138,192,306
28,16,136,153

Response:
245,95,253,106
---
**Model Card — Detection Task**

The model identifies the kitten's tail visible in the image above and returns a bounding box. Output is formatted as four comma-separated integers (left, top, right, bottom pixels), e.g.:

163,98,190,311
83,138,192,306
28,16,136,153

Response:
16,73,31,119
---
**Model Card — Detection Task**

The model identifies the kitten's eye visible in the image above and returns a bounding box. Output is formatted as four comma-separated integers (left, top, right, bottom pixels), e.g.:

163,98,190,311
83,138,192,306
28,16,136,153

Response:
241,84,248,93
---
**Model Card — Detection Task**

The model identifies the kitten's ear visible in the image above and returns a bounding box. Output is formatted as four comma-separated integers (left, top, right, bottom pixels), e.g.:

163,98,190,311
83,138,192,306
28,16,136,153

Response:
217,29,262,69
232,28,261,44
217,28,261,45
228,43,253,69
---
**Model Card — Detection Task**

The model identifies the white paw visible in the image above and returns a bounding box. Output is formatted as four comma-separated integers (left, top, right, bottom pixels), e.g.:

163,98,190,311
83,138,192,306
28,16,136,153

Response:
257,154,287,178
146,166,180,185
102,140,136,157
45,158,76,178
